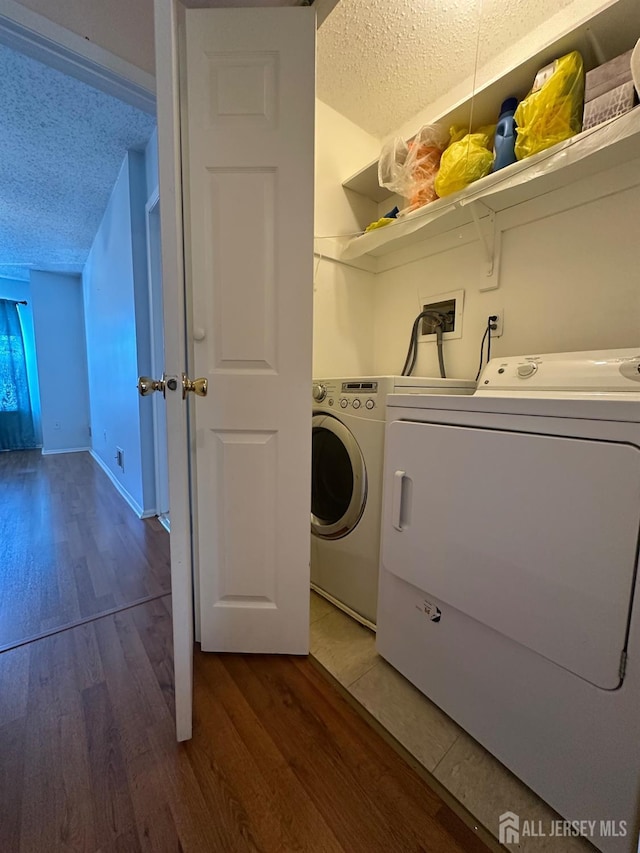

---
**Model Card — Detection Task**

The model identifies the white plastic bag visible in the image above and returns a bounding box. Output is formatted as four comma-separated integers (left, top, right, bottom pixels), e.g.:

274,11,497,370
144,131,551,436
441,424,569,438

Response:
378,124,449,211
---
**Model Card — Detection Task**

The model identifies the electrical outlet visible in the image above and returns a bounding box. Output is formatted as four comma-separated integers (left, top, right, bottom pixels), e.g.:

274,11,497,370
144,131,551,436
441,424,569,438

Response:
489,311,504,338
115,447,125,471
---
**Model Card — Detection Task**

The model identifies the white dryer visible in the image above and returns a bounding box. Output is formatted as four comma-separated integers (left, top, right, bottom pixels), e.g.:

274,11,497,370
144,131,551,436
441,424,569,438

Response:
377,349,640,853
311,375,475,626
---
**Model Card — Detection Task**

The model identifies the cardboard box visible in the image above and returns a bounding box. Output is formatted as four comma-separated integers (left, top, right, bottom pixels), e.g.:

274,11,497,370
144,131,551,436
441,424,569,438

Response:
583,80,637,130
585,49,634,102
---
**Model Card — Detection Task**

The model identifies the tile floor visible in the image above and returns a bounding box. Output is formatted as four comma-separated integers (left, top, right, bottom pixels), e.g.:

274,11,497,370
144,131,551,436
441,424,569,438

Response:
310,591,595,852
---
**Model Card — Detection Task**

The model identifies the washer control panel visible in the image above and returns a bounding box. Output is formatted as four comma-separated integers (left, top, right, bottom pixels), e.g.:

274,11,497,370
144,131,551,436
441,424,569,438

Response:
313,379,381,416
312,382,327,402
342,381,378,394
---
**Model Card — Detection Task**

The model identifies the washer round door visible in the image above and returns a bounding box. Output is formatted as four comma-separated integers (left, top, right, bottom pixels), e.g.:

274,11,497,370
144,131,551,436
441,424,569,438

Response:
311,413,367,539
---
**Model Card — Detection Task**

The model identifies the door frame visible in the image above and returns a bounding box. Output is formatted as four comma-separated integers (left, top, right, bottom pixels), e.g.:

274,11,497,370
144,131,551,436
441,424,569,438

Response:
0,0,155,113
145,187,171,529
0,0,195,741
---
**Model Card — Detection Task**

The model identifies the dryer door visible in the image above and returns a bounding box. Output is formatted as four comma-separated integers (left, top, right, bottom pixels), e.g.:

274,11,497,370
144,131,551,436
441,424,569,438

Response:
311,414,367,539
382,420,640,690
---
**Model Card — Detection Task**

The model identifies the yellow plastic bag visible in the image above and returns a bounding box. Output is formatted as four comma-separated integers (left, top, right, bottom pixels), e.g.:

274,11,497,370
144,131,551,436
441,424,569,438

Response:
514,50,584,160
364,217,394,233
434,125,495,197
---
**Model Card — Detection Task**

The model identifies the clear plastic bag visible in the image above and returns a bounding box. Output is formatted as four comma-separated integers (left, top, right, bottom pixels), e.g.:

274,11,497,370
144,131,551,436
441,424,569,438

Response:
378,124,449,211
514,50,585,160
434,125,495,197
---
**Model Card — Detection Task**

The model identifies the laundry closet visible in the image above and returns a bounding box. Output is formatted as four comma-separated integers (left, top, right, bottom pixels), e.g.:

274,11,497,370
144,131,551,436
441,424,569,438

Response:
314,0,640,381
310,1,640,851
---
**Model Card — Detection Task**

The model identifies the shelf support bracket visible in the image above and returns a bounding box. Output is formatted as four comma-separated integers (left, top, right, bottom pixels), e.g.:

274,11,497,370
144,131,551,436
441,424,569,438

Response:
469,201,501,291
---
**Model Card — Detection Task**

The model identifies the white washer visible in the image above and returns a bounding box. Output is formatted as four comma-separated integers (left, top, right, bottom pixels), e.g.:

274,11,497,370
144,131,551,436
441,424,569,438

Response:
377,349,640,853
310,375,475,626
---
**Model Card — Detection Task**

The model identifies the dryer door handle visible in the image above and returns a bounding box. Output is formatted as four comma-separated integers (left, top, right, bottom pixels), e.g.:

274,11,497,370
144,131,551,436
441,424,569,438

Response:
392,470,407,531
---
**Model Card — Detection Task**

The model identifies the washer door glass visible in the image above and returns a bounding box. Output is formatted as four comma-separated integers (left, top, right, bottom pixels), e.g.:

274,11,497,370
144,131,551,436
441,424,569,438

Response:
311,414,367,539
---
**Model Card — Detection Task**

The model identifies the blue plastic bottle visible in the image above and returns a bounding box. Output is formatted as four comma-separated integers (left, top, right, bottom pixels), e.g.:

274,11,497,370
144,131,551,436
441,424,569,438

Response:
492,97,518,172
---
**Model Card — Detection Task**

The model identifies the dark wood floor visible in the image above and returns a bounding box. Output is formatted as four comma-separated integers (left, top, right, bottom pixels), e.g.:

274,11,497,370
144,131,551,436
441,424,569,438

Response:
0,595,489,853
0,450,171,650
0,449,490,852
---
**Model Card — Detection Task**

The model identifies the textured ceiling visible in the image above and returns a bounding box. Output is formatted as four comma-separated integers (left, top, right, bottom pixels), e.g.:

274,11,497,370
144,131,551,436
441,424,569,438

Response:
317,0,578,138
0,44,156,283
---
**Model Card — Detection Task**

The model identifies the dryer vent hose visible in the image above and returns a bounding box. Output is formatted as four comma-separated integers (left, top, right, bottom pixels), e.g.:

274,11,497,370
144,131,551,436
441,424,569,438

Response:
401,310,447,378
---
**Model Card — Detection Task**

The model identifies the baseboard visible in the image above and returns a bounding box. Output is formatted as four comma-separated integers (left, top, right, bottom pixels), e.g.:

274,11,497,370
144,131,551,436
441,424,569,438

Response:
310,583,376,632
89,449,150,519
41,446,91,456
159,515,170,533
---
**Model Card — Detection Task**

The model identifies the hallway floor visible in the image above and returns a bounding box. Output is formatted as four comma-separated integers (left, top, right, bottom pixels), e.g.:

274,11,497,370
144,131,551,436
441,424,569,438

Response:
0,450,490,853
0,450,171,652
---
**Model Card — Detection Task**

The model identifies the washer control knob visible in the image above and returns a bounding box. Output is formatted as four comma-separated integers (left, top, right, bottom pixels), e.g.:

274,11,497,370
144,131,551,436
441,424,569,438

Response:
352,398,361,409
340,398,348,408
517,363,537,379
328,398,334,407
365,399,375,409
312,383,327,402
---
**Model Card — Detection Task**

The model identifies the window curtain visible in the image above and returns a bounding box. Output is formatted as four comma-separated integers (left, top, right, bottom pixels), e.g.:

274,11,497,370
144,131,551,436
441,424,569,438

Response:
0,299,36,450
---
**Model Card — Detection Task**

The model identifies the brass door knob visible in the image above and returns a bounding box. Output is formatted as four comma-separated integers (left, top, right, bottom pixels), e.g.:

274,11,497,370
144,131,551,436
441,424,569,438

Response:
138,376,165,396
182,373,208,398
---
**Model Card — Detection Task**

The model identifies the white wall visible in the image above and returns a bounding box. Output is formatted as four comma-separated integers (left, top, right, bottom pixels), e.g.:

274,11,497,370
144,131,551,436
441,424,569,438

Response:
313,99,378,378
315,100,380,238
0,277,42,444
30,271,90,452
83,151,155,515
14,0,155,74
372,165,640,380
313,260,377,378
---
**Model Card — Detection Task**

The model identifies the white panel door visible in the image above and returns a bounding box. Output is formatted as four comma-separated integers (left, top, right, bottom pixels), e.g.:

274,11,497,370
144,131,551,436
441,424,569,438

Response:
382,420,640,689
183,8,315,653
154,0,194,741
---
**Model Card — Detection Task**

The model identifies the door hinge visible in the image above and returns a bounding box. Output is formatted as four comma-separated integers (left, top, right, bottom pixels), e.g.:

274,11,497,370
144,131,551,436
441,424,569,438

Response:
619,650,628,680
